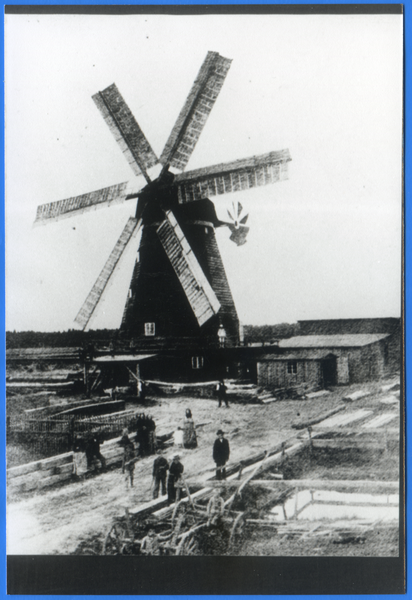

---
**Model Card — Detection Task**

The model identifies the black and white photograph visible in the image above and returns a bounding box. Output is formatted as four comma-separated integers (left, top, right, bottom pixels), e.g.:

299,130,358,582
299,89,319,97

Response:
5,5,404,593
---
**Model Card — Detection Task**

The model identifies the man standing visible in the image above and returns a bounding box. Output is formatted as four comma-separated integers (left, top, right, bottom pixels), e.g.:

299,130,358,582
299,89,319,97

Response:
167,455,184,505
85,431,106,470
216,380,229,408
213,430,230,480
152,451,169,499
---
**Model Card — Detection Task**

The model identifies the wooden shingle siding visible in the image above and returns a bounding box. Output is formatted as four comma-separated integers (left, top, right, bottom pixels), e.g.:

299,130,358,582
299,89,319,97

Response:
93,84,158,177
160,52,232,171
200,230,239,344
34,181,130,224
175,150,290,203
121,258,141,330
156,212,220,327
75,217,140,329
257,359,321,389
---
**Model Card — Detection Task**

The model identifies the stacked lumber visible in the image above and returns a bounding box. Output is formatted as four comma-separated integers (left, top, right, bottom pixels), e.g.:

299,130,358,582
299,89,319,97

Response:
7,453,75,494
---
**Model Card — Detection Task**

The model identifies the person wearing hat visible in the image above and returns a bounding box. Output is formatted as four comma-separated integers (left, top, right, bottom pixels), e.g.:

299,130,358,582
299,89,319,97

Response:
213,430,230,480
167,454,184,505
152,450,169,499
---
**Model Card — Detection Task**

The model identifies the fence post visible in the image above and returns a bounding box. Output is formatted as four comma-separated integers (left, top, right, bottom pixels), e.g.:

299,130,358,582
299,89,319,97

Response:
136,363,141,398
84,363,91,398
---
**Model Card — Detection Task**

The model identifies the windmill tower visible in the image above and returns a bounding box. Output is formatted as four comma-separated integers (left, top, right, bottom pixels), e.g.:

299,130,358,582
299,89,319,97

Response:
34,52,291,381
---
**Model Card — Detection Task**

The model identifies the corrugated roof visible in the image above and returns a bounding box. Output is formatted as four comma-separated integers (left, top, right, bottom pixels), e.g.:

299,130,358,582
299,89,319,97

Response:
279,334,390,349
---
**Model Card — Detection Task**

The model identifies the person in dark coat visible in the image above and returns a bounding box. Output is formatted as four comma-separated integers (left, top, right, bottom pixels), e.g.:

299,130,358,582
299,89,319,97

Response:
213,430,230,480
152,451,169,499
85,431,106,470
167,454,184,505
216,380,229,408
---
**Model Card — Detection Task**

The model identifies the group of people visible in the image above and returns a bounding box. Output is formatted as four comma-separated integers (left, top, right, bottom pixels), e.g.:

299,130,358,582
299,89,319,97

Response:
81,400,232,502
152,452,185,504
150,426,230,506
128,413,157,456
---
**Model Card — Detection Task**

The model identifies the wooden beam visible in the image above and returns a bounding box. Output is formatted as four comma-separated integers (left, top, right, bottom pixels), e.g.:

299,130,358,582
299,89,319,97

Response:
292,406,346,430
310,499,398,508
250,479,399,492
7,452,73,480
317,427,399,437
312,439,384,450
185,479,398,493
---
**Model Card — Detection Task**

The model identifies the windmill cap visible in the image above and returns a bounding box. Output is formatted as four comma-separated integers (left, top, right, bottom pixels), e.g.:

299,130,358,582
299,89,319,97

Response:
217,429,224,435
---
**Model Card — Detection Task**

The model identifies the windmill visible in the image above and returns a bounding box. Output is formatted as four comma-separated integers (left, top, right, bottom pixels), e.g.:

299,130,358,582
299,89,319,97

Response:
34,51,291,378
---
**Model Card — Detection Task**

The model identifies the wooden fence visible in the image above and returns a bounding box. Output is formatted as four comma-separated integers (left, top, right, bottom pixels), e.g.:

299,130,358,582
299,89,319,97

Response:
8,409,146,457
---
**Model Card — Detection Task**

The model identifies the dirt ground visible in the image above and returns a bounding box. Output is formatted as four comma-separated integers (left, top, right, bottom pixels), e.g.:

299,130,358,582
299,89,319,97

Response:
6,378,401,556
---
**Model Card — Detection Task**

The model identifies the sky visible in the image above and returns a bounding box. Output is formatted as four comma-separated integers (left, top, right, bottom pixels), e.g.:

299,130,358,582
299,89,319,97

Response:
5,12,403,331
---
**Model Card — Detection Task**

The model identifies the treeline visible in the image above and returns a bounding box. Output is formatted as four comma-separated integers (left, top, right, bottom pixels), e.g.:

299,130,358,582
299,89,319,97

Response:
6,329,119,349
6,324,299,349
243,323,299,344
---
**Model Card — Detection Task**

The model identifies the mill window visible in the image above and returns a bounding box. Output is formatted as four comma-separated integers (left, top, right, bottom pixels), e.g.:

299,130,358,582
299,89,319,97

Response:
191,356,204,369
287,360,297,374
144,322,155,336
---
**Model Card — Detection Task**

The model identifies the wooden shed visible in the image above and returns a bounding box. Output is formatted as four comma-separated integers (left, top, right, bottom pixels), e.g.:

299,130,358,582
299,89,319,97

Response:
256,333,391,389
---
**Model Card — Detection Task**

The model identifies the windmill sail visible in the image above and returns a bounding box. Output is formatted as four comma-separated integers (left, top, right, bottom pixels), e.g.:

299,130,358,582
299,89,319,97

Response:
156,211,221,327
159,52,232,171
75,217,142,330
93,84,158,180
34,181,135,225
174,149,291,203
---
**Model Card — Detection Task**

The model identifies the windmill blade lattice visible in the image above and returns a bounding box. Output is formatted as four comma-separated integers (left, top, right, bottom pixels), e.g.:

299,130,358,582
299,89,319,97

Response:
75,217,142,330
93,84,158,182
33,181,139,226
156,210,221,326
159,52,232,171
174,149,291,204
